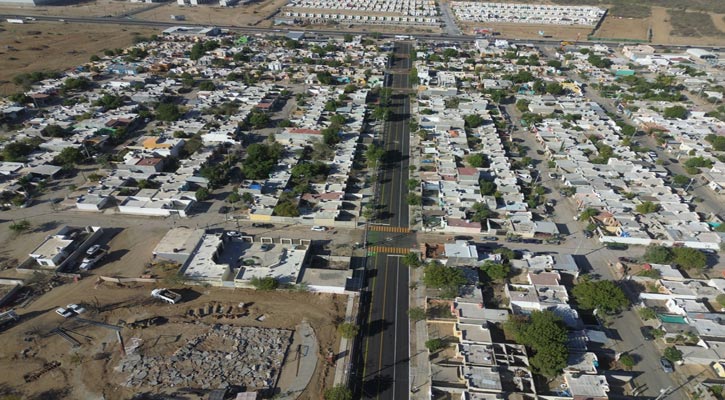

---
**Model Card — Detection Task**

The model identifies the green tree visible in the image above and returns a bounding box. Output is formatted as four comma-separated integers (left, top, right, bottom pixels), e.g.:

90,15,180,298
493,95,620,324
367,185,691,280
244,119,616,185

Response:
365,143,385,167
663,346,683,362
227,191,241,206
619,353,636,369
672,175,691,188
423,261,466,298
156,102,181,122
480,261,510,282
638,307,657,321
402,252,421,268
53,147,84,167
672,247,707,270
644,245,674,264
636,201,660,214
515,99,531,112
717,294,725,307
407,193,422,206
198,80,216,91
41,124,72,138
572,278,629,314
195,187,210,201
250,276,279,290
470,202,493,223
545,82,564,95
338,322,359,339
408,307,427,321
322,126,341,146
248,111,270,129
504,311,568,377
479,180,497,196
9,220,31,234
425,338,444,352
243,142,284,179
324,385,353,400
407,178,420,191
663,105,688,120
467,153,489,168
464,114,485,129
579,207,599,221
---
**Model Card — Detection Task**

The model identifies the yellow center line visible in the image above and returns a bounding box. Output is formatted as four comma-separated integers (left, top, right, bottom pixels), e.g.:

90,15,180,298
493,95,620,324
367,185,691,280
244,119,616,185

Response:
361,255,377,383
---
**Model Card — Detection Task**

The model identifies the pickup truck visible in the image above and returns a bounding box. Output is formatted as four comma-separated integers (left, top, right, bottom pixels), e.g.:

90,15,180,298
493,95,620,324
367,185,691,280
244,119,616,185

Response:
151,288,182,304
79,249,106,271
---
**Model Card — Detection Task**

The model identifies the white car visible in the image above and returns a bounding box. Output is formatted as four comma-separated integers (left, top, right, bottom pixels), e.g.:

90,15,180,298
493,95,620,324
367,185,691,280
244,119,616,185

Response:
80,249,105,271
55,307,74,318
66,304,86,315
86,244,101,255
226,231,242,238
311,226,326,232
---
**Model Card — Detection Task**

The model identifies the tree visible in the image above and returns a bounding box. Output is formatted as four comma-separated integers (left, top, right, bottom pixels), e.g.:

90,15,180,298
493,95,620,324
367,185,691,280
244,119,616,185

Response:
407,193,422,206
547,60,562,69
636,201,660,214
470,202,493,223
644,245,674,264
243,142,283,179
408,307,427,321
227,191,241,206
672,247,707,270
619,353,636,369
479,180,497,196
156,102,181,122
2,141,36,162
464,114,485,129
545,82,564,95
41,124,72,138
638,307,657,321
248,111,270,129
242,192,254,204
672,175,691,188
9,220,31,234
515,99,530,112
338,322,359,339
425,338,444,352
53,147,84,167
663,105,688,120
407,178,420,191
195,187,210,201
324,385,352,400
663,346,683,362
423,261,466,298
504,311,568,377
322,126,341,146
578,207,599,222
467,153,489,168
198,80,216,91
402,252,421,268
480,261,510,282
572,278,628,314
250,276,279,290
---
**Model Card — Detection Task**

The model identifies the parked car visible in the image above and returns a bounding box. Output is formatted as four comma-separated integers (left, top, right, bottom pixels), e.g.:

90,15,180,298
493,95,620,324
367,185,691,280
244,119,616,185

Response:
79,249,106,271
522,238,542,244
55,307,74,318
67,304,86,315
86,244,101,255
225,231,242,238
260,244,272,251
583,231,593,239
660,357,674,373
311,226,326,232
252,223,274,228
480,236,498,241
640,326,654,341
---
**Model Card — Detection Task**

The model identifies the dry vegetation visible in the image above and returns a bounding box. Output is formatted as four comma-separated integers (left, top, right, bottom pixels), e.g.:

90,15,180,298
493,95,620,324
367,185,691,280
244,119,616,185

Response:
667,10,725,37
0,22,156,95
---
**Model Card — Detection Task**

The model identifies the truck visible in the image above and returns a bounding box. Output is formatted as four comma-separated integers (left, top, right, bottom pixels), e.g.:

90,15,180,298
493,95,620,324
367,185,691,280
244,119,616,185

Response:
6,19,24,24
79,249,106,271
151,288,182,304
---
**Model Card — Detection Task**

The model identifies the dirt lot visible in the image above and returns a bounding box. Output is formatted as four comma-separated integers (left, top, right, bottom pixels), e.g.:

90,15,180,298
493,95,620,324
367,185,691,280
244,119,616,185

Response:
134,0,287,28
650,6,725,45
459,21,593,41
0,281,346,399
0,0,149,19
592,16,649,41
0,22,157,95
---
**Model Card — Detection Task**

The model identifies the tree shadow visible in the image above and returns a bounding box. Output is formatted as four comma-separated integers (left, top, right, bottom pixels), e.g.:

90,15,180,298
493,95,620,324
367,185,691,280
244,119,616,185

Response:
361,374,394,398
365,318,392,337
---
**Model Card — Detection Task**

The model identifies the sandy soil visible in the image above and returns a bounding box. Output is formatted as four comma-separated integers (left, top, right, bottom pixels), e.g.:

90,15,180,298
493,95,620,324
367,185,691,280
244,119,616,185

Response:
0,280,346,399
650,6,725,45
134,0,287,28
0,0,149,18
0,22,157,95
459,21,593,41
592,16,650,41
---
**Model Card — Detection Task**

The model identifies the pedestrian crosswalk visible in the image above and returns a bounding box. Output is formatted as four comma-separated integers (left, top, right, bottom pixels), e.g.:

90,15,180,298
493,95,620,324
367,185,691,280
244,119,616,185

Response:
368,246,414,255
368,225,410,233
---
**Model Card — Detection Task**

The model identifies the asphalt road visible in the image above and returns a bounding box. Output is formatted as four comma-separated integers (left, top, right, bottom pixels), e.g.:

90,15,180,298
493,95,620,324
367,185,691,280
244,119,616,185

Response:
358,41,414,400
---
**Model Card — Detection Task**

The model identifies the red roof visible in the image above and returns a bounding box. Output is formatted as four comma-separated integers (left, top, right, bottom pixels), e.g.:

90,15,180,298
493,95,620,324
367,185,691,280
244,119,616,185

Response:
458,167,479,176
136,157,163,166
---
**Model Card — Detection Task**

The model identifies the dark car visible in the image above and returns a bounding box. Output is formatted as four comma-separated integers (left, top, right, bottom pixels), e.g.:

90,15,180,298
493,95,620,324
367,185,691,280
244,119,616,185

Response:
252,223,274,228
640,326,655,341
480,236,498,241
506,236,522,243
523,239,542,244
660,357,674,373
583,230,593,238
618,257,637,263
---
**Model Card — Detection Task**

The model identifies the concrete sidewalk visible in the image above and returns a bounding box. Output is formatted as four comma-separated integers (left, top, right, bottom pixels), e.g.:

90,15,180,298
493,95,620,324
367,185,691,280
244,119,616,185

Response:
333,293,358,385
409,267,432,399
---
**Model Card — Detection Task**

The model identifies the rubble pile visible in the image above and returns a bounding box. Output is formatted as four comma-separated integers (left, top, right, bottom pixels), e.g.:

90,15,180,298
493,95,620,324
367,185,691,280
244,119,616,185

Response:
117,324,292,389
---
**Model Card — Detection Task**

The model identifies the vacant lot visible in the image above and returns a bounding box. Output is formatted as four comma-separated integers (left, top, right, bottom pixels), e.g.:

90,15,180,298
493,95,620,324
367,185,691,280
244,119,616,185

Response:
459,21,592,41
592,15,649,41
0,282,346,399
0,22,156,95
667,10,725,38
135,0,288,28
0,0,149,18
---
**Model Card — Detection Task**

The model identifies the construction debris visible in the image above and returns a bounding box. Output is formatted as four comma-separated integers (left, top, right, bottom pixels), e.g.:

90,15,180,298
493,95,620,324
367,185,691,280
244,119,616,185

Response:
117,324,291,390
24,361,61,383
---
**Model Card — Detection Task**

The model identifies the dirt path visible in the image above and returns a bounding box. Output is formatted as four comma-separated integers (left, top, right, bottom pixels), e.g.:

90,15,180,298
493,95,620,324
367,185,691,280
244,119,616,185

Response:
650,6,671,44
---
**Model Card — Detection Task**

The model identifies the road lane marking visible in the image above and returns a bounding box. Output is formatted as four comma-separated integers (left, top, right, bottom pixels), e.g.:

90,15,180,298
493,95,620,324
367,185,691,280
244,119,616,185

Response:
376,255,391,399
361,255,378,386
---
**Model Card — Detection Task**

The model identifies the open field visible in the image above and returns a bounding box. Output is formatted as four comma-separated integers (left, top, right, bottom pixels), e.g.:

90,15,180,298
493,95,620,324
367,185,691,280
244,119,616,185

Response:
0,281,345,399
591,15,649,41
0,0,149,18
459,21,592,41
134,0,287,28
667,10,725,38
0,22,156,95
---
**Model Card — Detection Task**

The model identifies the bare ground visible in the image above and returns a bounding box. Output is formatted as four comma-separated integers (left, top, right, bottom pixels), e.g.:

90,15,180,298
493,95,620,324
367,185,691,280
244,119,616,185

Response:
0,22,157,95
592,16,650,41
458,21,593,41
134,0,288,28
0,281,346,400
